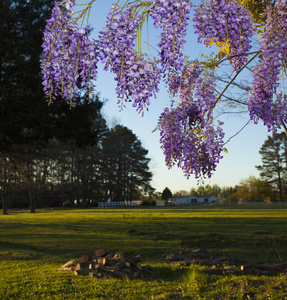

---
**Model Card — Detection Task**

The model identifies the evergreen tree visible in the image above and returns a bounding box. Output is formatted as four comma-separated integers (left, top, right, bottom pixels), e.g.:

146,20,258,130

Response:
161,187,172,201
256,133,287,201
102,125,153,201
0,0,55,149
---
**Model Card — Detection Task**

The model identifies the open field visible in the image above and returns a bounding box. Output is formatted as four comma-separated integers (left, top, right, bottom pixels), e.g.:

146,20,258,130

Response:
1,205,287,299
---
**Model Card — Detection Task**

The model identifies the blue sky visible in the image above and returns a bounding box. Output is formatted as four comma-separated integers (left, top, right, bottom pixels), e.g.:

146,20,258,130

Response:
74,0,274,193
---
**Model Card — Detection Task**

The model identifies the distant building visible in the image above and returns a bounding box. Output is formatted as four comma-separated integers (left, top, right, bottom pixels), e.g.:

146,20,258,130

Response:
156,200,169,206
170,195,220,206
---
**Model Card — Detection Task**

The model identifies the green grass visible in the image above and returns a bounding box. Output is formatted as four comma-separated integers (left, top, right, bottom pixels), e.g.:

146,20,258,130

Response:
1,205,287,299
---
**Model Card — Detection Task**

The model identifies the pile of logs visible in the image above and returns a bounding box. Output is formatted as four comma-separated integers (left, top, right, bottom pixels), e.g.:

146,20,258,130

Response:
165,248,287,276
58,248,153,279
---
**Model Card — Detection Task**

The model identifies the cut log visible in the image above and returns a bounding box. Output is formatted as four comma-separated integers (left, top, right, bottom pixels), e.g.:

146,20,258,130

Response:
126,260,142,270
241,263,287,271
170,258,223,267
105,258,121,266
74,268,90,276
114,260,126,271
113,252,124,259
90,263,106,272
57,267,72,271
58,259,77,270
96,257,106,265
165,254,183,261
95,248,107,257
192,248,204,253
122,268,132,274
102,269,127,279
80,254,91,263
76,262,90,270
126,256,141,263
92,257,106,265
125,261,131,268
106,253,115,259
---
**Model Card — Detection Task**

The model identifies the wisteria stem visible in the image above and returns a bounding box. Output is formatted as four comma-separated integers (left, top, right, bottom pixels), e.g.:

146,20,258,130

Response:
281,120,287,134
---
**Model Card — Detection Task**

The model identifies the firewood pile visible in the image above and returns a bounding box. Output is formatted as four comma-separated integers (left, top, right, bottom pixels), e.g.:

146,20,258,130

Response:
58,248,153,279
165,248,287,276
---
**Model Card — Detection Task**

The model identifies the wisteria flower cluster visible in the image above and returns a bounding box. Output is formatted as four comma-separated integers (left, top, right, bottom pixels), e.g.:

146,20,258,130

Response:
98,4,161,114
150,0,192,73
41,0,99,104
159,61,225,180
168,61,203,98
248,0,287,133
193,0,256,71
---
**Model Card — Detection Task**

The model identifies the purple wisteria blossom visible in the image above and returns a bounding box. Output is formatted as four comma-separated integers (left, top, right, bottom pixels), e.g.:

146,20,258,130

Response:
248,0,287,133
41,0,99,104
159,61,225,180
98,4,161,114
193,0,256,71
150,0,192,73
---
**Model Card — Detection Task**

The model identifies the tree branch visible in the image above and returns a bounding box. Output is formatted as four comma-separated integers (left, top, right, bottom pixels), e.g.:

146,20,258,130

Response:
281,119,287,134
216,50,261,67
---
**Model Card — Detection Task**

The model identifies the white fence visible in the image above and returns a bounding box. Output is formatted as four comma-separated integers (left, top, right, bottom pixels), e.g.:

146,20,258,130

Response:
212,202,286,205
98,201,140,208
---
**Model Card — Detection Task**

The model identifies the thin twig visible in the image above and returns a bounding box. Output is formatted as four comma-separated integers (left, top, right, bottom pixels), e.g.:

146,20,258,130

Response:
213,51,261,108
216,50,261,67
224,120,251,145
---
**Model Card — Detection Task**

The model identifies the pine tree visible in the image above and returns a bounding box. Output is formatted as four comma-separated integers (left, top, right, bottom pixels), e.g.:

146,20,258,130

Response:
256,133,287,201
101,125,153,202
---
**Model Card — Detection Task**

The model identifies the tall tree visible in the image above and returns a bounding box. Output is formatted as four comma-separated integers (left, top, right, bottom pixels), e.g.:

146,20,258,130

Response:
0,0,55,149
102,125,153,201
256,133,287,201
0,0,54,214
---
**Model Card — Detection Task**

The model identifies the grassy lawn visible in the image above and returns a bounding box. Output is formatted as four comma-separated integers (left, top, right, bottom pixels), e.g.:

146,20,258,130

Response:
1,205,287,299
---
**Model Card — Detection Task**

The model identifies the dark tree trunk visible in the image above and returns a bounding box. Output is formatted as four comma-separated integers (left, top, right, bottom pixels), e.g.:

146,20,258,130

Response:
2,196,8,215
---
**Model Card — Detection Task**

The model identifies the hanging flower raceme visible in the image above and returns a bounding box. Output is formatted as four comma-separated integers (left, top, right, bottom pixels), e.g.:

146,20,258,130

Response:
193,0,255,71
248,0,287,133
40,0,99,104
159,62,225,181
150,0,192,73
98,4,161,114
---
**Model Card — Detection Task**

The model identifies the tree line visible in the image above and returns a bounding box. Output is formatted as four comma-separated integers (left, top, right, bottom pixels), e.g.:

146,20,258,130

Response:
0,0,153,214
0,94,154,214
0,95,154,214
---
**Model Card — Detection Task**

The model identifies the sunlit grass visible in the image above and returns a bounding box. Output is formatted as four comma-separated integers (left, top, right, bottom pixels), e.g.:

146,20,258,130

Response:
1,205,287,299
